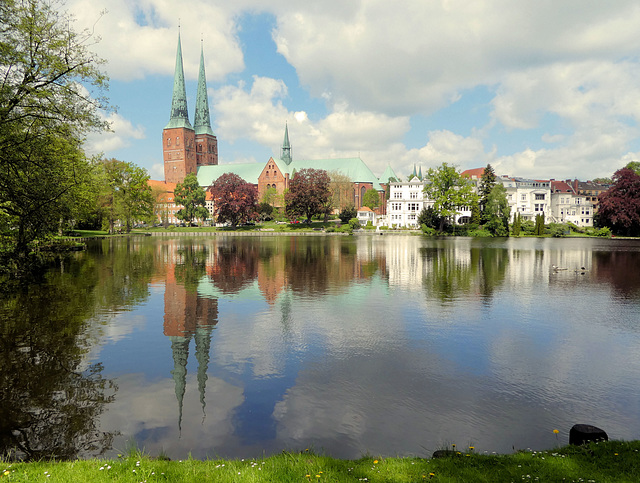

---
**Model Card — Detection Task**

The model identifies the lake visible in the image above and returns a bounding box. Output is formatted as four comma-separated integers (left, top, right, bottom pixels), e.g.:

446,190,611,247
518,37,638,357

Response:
1,234,640,461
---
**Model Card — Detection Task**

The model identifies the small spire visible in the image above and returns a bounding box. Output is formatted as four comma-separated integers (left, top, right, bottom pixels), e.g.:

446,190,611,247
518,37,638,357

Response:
281,122,292,165
165,31,192,130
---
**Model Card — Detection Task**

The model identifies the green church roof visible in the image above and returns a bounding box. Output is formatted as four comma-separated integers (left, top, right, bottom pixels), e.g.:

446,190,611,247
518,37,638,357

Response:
197,163,265,186
379,164,399,183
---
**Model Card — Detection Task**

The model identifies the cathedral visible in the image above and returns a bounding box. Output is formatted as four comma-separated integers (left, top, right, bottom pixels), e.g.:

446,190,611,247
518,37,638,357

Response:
159,33,397,215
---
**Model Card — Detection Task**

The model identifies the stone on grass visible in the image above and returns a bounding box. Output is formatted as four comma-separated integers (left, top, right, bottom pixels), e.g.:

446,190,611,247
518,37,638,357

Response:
569,424,608,445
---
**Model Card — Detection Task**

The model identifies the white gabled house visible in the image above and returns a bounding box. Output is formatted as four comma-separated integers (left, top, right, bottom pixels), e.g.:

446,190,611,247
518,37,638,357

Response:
499,176,551,222
549,180,594,227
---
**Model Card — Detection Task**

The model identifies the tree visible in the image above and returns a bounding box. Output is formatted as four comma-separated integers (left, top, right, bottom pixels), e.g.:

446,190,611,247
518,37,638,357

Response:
479,164,497,223
535,213,545,236
0,0,109,258
483,184,511,236
423,163,474,232
208,173,257,227
339,205,357,224
417,206,441,229
362,188,381,211
174,173,209,225
97,159,153,233
285,168,330,222
625,161,640,176
328,170,353,212
470,194,482,225
598,167,640,236
512,212,522,236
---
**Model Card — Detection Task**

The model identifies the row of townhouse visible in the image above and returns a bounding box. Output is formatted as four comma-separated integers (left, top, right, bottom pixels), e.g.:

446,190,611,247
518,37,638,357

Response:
376,171,605,229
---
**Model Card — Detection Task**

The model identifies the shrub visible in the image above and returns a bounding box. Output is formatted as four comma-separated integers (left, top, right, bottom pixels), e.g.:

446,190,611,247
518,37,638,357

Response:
379,225,389,230
325,226,335,233
468,227,493,237
339,206,357,223
521,220,535,235
421,225,437,236
348,218,361,230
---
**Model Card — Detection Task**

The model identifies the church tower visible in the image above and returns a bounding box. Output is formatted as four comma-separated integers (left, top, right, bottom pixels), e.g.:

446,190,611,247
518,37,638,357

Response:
163,32,196,184
194,43,218,168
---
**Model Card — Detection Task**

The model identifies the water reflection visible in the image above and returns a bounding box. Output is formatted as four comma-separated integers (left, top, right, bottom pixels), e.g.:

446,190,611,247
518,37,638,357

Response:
2,236,640,461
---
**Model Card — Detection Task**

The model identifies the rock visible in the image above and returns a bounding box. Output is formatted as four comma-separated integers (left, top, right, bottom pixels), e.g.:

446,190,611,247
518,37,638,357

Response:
569,424,608,445
432,449,460,458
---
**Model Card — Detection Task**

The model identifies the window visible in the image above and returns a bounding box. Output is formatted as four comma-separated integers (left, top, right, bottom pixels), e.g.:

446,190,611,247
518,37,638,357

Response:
535,193,545,200
176,136,180,146
167,137,171,146
394,192,402,199
521,194,527,201
409,203,419,211
534,203,544,212
410,192,418,199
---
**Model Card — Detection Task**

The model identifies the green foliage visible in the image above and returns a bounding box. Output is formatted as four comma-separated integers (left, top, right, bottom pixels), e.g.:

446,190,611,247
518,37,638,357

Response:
483,184,510,236
285,168,331,222
512,212,522,236
585,226,611,237
521,219,536,235
97,159,153,234
208,173,257,227
0,0,109,260
467,227,493,237
548,223,569,237
625,161,640,176
257,202,274,221
417,206,442,229
339,205,357,223
423,163,474,231
534,213,546,236
348,218,360,230
362,188,380,210
174,173,209,224
420,225,437,236
479,164,497,222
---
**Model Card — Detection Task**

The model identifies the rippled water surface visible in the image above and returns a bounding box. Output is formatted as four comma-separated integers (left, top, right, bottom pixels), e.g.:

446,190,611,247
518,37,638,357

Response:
2,235,640,460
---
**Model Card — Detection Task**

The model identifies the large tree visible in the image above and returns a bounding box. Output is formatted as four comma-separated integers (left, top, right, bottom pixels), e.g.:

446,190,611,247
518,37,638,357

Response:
423,163,474,232
208,173,257,227
285,168,331,222
598,167,640,236
97,159,153,233
174,173,209,225
479,164,497,223
0,0,109,258
483,184,511,236
327,170,353,212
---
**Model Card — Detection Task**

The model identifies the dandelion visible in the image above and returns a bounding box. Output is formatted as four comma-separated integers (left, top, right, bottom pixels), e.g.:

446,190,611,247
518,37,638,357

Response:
373,460,379,464
553,429,559,434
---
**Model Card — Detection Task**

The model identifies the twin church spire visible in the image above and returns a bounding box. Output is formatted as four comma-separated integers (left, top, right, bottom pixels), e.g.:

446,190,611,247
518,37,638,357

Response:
165,32,214,136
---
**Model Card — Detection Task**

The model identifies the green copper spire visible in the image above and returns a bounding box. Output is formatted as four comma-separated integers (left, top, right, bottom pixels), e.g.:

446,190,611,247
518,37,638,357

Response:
170,335,191,432
194,43,215,136
165,32,193,130
281,122,292,165
418,165,423,180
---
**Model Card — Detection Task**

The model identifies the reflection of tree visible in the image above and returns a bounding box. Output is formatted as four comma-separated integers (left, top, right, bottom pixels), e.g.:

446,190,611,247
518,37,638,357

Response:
420,244,509,302
208,241,259,294
594,249,640,299
0,264,117,461
174,244,208,293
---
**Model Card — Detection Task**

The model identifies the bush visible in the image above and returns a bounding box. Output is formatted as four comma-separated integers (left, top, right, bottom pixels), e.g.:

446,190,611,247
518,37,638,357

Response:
548,223,570,237
468,227,493,237
348,218,361,230
325,226,336,233
521,220,535,235
339,206,357,224
420,225,437,236
379,225,389,230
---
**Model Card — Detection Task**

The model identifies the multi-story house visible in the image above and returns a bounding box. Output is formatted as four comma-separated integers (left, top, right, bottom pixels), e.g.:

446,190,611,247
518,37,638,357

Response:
570,180,610,213
499,176,551,222
549,180,593,227
385,178,472,228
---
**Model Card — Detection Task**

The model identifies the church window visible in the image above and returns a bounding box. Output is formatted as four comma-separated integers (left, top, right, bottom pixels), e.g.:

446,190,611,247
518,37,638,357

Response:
176,136,180,146
167,137,171,146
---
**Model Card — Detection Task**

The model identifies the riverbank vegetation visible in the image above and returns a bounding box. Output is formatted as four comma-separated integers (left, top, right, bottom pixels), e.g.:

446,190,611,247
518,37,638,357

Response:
2,440,639,482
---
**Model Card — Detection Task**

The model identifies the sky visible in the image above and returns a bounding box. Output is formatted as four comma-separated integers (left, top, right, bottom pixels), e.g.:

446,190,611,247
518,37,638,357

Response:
67,0,640,182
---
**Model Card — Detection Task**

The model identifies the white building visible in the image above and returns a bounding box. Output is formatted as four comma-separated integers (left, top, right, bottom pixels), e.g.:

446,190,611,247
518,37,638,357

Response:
499,176,551,222
386,178,472,228
549,180,594,227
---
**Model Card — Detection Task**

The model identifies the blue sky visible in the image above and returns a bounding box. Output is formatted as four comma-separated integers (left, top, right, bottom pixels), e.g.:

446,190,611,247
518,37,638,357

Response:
70,0,640,181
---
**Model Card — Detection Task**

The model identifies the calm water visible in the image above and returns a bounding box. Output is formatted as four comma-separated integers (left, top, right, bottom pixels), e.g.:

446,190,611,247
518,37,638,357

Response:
2,235,640,461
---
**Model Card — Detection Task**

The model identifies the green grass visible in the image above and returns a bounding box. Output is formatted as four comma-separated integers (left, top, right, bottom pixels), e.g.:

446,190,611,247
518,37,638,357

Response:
3,440,639,482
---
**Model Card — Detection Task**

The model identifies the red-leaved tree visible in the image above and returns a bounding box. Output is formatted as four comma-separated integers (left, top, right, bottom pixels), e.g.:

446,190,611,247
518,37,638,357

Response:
598,167,640,236
208,173,257,227
285,168,331,222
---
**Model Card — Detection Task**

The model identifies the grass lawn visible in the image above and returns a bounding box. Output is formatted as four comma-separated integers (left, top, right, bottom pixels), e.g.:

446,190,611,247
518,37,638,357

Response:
2,440,639,482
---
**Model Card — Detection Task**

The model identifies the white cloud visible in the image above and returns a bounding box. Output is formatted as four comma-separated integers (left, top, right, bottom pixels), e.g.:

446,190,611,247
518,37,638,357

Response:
84,111,146,155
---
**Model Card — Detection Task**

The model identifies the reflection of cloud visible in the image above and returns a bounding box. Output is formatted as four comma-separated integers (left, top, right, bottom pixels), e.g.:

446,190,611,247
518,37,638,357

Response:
99,373,244,459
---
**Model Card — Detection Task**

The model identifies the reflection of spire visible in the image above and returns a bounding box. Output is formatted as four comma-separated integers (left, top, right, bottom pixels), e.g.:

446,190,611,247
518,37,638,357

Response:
170,335,191,433
195,326,213,421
